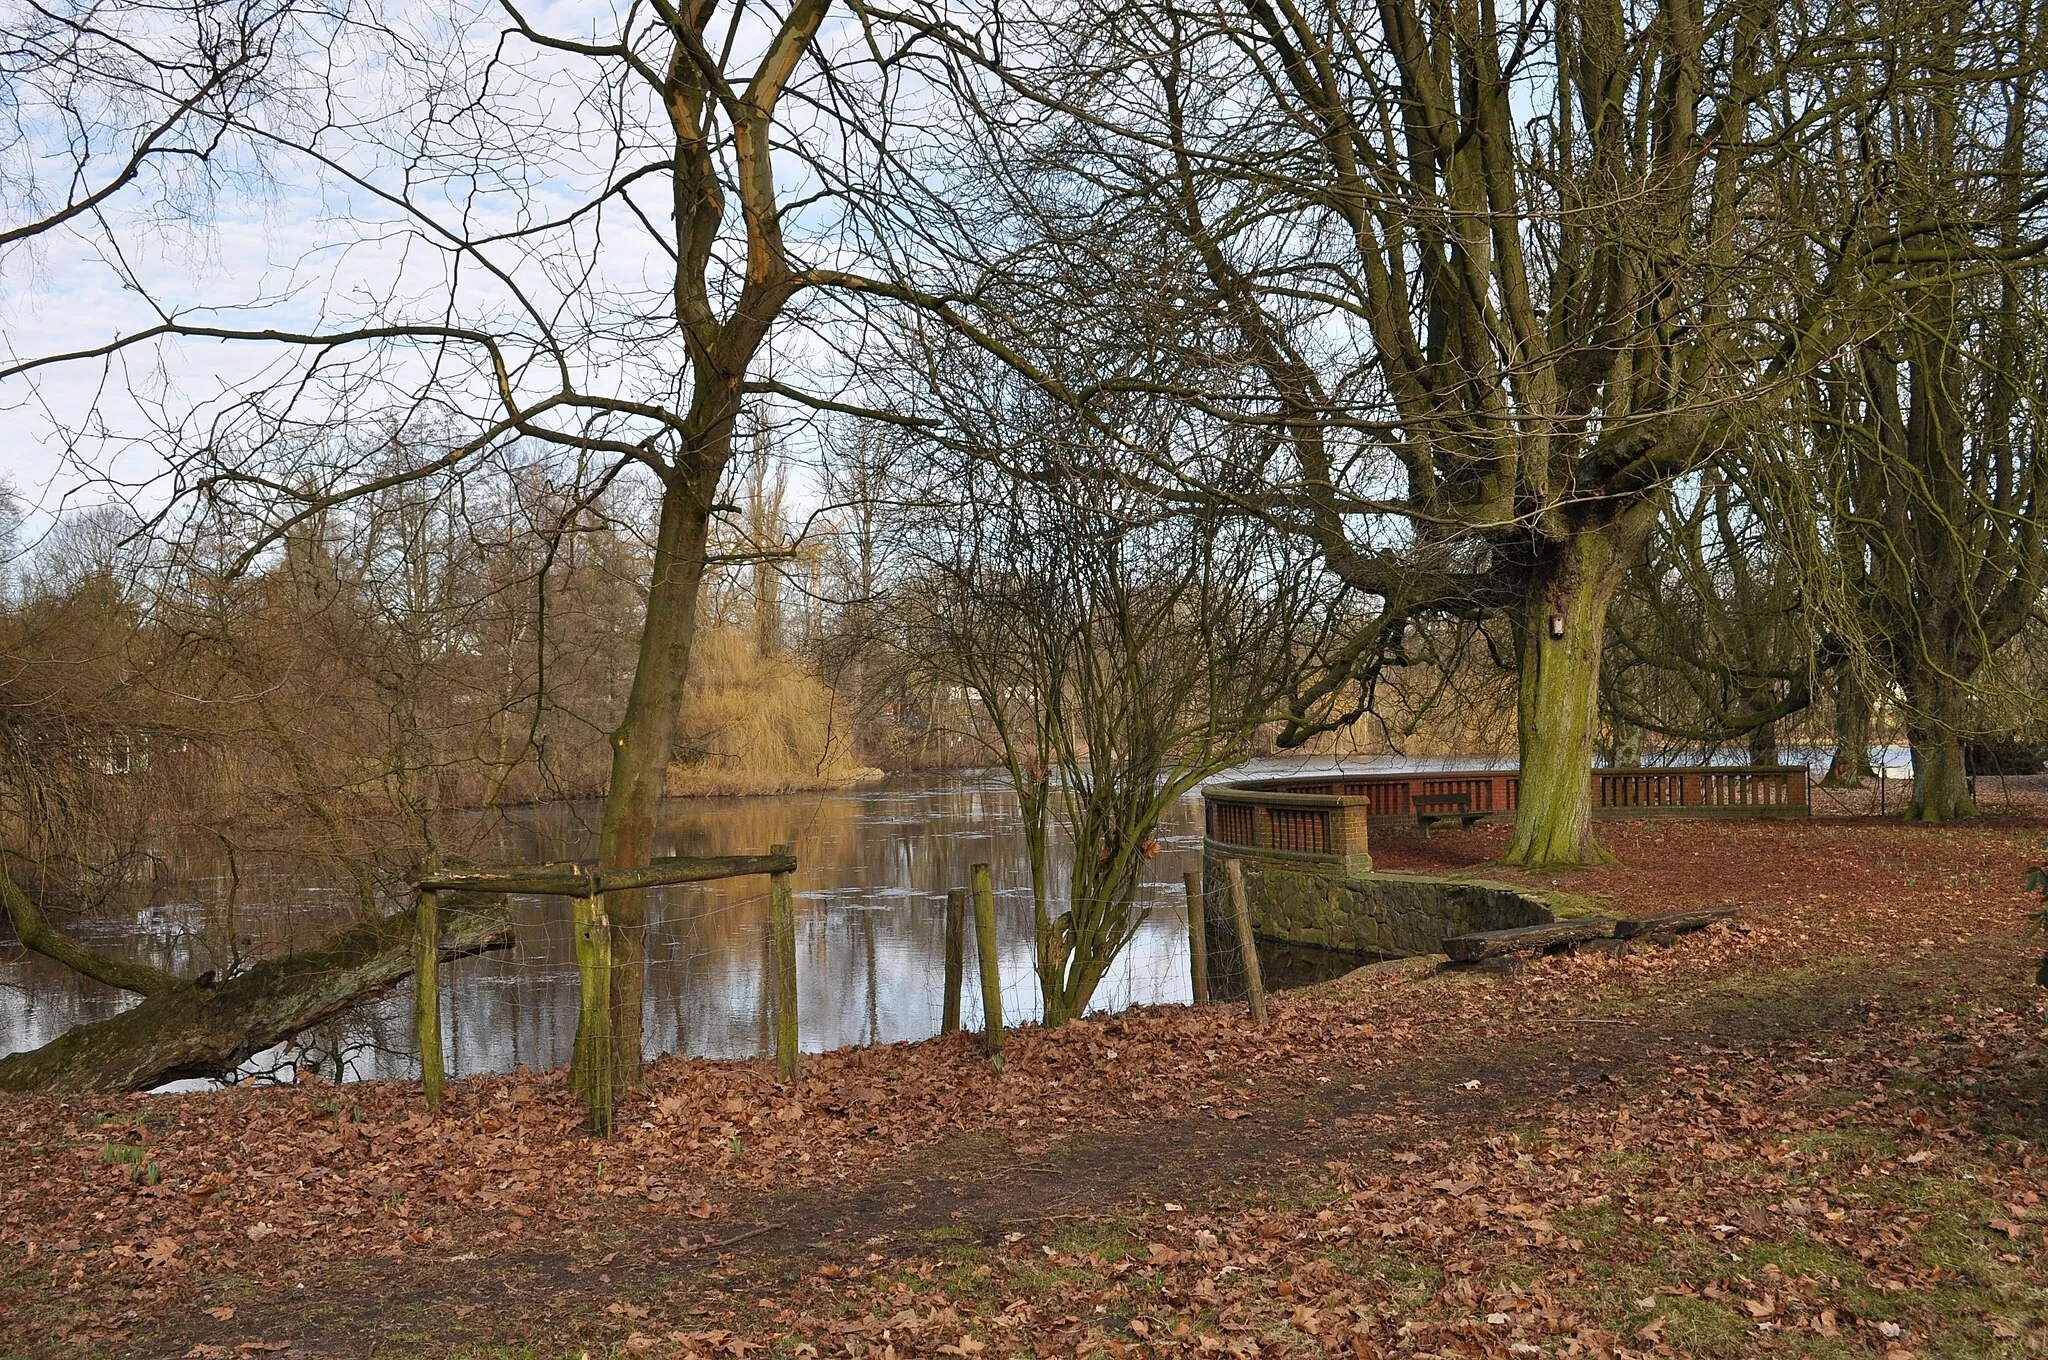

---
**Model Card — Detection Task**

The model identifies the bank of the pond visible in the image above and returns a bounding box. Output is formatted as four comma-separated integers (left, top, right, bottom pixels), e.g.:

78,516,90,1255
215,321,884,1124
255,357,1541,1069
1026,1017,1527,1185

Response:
4,816,2044,1357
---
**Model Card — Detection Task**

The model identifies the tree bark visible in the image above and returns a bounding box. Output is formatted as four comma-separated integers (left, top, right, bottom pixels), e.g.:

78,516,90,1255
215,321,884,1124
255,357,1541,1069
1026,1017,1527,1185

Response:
1502,526,1639,870
1822,665,1876,786
0,894,512,1096
589,475,717,1099
1905,671,1978,820
1,865,179,998
1747,717,1780,767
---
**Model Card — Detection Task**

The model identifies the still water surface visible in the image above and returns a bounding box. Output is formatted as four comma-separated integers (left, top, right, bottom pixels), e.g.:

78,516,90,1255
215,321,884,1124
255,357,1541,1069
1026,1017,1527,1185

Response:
0,773,1218,1085
0,747,1904,1085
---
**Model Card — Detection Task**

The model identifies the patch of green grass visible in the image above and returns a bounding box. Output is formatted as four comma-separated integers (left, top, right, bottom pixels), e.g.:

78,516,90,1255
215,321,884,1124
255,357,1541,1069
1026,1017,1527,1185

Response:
1652,1295,1763,1354
1317,1246,1442,1309
1047,1215,1144,1261
915,1224,976,1244
1554,1199,1633,1248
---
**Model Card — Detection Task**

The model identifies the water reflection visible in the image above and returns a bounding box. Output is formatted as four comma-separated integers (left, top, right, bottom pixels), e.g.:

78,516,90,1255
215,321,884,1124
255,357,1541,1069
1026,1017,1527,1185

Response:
0,773,1209,1083
12,747,1871,1085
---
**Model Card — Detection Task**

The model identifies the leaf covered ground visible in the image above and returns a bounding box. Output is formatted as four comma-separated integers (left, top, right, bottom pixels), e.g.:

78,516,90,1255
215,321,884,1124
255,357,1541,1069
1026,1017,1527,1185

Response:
5,816,2048,1359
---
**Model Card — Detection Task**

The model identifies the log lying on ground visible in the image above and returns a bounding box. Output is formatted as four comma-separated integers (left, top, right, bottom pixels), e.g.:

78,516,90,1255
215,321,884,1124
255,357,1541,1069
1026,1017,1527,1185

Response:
0,894,512,1096
1444,905,1741,962
1612,906,1740,938
1443,919,1619,961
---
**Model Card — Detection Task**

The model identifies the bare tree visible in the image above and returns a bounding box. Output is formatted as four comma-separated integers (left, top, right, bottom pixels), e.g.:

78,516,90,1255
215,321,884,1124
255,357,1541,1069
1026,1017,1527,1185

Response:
861,0,1836,867
1763,0,2048,819
1602,467,1816,765
2,1,893,1118
0,0,295,256
879,345,1334,1023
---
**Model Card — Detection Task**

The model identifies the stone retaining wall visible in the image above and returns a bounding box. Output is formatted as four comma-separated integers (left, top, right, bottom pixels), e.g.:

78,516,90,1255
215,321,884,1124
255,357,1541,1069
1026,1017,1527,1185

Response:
1201,841,1572,997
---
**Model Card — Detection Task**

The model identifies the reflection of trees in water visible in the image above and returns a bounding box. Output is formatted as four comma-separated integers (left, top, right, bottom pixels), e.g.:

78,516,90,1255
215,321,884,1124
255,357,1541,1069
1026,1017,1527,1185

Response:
1,777,1206,1080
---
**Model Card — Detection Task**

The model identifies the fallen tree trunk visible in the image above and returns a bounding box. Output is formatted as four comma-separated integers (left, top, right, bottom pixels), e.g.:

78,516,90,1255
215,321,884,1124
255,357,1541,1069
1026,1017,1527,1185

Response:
2,865,179,997
1443,918,1619,961
0,893,512,1096
1612,906,1740,938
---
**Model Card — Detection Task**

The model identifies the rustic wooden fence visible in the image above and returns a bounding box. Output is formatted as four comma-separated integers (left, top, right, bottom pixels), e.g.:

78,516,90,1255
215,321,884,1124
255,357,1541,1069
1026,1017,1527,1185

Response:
412,847,797,1134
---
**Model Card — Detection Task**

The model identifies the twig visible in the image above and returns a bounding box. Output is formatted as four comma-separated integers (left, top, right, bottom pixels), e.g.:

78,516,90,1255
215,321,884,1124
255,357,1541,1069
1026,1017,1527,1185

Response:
676,1222,780,1254
997,1212,1096,1226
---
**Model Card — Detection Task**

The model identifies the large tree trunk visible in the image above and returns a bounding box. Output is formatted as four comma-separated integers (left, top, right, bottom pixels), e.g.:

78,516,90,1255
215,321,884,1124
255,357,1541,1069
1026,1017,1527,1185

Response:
1503,526,1640,870
1747,717,1780,767
1822,665,1876,786
1904,669,1977,821
0,894,511,1095
584,471,719,1102
1603,716,1646,768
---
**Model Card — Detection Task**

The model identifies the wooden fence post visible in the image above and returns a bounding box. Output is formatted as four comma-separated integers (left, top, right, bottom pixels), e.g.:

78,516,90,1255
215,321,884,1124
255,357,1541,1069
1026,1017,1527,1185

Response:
415,888,445,1109
570,879,614,1136
941,887,967,1035
769,846,800,1081
1224,858,1268,1024
969,863,1004,1058
1183,870,1208,1004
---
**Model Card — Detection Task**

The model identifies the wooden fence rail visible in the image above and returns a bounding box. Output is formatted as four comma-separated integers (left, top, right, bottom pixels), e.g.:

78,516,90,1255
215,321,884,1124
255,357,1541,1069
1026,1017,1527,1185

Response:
410,847,799,1134
1205,765,1810,861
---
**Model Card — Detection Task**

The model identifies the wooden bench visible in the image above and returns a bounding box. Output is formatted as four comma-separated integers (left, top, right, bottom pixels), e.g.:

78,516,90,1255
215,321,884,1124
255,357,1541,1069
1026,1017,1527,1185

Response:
1612,906,1739,938
1413,792,1485,834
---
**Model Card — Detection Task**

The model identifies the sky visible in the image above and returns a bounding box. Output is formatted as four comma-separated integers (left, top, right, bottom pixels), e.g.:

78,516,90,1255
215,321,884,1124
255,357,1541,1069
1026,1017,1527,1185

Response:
0,0,881,552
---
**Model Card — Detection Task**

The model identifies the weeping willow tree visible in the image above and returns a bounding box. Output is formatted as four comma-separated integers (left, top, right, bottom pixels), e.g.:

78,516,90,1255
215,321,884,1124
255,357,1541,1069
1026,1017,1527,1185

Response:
1601,465,1817,766
1758,0,2048,821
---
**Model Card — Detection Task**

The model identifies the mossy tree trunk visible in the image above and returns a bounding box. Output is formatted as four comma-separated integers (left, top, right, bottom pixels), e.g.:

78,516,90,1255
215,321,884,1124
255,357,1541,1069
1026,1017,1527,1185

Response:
1502,521,1648,871
587,475,718,1101
1903,670,1978,821
1822,666,1876,786
561,0,832,1112
0,893,512,1095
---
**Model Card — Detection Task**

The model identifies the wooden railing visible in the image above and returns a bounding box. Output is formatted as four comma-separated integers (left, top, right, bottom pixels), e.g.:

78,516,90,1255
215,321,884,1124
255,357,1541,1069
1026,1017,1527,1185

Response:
1206,764,1809,853
412,848,798,1133
1595,765,1809,812
1200,784,1374,873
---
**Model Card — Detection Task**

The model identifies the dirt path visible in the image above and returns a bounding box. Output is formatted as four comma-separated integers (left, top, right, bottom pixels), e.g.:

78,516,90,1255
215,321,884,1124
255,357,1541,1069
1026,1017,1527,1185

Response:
151,941,2003,1360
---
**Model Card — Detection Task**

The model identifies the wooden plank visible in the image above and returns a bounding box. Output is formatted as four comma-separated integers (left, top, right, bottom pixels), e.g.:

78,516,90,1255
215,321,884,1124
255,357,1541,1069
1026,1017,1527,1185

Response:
1184,870,1208,1004
941,887,967,1034
1612,906,1739,938
1443,918,1618,961
415,888,444,1110
414,868,592,895
569,888,613,1136
417,851,797,896
599,853,798,893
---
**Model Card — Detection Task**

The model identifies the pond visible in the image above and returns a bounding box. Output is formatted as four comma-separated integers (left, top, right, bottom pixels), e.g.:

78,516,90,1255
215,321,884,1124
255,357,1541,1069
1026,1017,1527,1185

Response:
2,771,1330,1087
6,746,1901,1086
